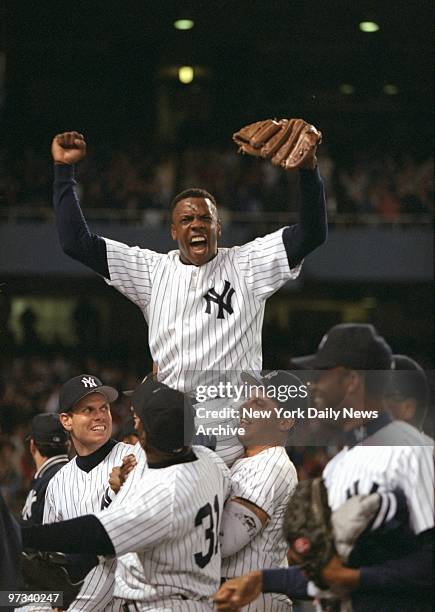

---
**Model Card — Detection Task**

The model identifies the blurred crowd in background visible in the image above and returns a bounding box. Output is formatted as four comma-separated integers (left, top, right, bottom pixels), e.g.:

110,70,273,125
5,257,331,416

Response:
2,145,433,221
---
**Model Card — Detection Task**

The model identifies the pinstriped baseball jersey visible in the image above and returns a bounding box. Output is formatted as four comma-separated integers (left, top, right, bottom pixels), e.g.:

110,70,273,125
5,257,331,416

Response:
43,441,135,523
221,446,297,611
94,446,230,609
104,229,301,393
68,442,148,612
323,421,434,535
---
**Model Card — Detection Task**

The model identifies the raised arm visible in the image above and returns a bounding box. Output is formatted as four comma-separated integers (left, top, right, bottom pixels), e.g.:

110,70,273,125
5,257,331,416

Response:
52,132,110,278
282,166,328,269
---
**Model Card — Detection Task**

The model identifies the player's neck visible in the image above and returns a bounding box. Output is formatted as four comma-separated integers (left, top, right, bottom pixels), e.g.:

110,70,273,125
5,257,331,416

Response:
244,443,277,457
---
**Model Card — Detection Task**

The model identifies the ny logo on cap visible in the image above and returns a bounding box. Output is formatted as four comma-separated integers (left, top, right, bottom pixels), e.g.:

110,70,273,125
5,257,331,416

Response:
81,376,98,388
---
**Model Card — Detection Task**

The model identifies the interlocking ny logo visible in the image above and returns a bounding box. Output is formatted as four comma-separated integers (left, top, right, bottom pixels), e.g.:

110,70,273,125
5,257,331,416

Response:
204,280,235,319
81,376,98,388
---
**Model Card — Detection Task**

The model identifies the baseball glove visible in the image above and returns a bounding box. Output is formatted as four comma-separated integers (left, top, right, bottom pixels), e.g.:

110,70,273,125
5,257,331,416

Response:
283,478,335,588
232,118,322,169
21,551,84,608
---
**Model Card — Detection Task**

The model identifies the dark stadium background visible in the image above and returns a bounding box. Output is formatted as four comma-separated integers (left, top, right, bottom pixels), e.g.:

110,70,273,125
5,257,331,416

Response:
0,0,433,506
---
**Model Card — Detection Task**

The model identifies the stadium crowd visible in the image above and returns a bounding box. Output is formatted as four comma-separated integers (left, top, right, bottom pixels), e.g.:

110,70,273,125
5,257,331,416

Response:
2,144,433,221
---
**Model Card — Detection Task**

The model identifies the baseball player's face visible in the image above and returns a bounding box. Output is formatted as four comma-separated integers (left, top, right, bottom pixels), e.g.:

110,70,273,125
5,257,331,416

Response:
309,367,351,416
171,197,221,266
239,395,292,446
60,392,112,455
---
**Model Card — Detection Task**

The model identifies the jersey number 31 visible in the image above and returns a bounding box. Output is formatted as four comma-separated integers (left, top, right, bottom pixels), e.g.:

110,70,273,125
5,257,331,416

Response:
194,495,220,568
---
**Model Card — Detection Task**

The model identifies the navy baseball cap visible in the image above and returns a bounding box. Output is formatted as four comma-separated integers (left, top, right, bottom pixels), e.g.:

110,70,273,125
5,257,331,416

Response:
30,414,68,445
241,370,308,412
58,374,119,413
291,324,393,370
131,378,194,453
387,355,429,405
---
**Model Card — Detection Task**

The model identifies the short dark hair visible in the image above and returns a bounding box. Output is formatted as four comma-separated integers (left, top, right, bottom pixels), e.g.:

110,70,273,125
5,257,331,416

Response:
34,440,69,458
170,188,217,212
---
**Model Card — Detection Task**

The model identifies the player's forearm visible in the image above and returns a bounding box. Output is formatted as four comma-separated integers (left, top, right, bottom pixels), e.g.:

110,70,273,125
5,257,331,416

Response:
262,567,311,600
21,514,115,555
53,164,110,278
283,167,327,268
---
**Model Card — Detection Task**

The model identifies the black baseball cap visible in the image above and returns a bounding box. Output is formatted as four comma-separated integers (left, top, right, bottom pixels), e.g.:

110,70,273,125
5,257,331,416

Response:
291,324,393,370
30,414,68,445
387,355,429,405
131,378,194,453
241,370,308,412
58,374,119,413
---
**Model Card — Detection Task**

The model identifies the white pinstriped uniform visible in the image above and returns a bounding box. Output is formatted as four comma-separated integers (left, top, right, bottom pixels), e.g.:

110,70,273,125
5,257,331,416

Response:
68,442,148,612
43,441,135,523
323,421,434,535
19,442,135,612
221,446,298,611
103,228,301,394
89,446,230,612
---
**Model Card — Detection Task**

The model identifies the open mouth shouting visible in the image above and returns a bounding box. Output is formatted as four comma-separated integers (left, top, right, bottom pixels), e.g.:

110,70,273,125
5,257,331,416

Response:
189,235,208,254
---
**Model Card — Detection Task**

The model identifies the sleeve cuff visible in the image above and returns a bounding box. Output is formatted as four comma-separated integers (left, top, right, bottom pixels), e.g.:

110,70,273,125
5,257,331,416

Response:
54,163,75,182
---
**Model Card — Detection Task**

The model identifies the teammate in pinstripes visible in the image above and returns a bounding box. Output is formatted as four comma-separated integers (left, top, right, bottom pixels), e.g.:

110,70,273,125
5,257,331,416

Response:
22,377,230,612
30,374,138,612
219,371,302,611
50,131,327,396
44,374,136,523
214,324,434,612
22,414,70,524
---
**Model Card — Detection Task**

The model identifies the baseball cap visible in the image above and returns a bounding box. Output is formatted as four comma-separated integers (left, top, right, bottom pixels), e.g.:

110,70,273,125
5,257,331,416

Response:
30,414,68,445
241,370,308,411
291,324,393,370
58,374,119,413
131,378,194,453
386,355,429,405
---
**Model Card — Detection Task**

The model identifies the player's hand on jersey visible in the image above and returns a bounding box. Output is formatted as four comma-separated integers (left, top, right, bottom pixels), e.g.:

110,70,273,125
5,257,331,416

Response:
109,454,137,493
213,570,263,610
320,554,360,592
51,131,86,165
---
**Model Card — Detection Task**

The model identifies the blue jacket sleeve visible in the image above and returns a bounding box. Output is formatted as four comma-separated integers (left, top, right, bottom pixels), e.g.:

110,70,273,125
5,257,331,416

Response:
53,164,110,278
282,167,328,268
262,566,310,600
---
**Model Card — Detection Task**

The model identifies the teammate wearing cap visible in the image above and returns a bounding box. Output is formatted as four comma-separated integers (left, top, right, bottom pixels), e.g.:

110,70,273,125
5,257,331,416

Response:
43,374,136,523
50,133,326,391
22,377,230,611
220,370,302,611
22,414,70,524
214,324,434,612
385,355,433,443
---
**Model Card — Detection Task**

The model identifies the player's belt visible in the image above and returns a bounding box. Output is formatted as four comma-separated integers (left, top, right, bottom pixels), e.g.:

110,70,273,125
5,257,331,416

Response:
122,594,203,611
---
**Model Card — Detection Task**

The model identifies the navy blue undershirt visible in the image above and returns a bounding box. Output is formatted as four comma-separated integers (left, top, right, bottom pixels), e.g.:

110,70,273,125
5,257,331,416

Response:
53,164,327,278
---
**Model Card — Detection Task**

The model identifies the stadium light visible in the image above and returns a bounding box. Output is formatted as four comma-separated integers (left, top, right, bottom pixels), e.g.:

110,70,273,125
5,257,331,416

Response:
340,84,355,95
174,19,194,30
179,66,194,84
359,21,379,33
383,84,399,95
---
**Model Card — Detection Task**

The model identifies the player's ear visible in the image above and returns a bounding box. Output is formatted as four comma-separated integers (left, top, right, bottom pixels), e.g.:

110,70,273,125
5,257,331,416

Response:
171,224,177,241
401,398,417,422
278,418,294,433
217,219,222,239
59,412,73,432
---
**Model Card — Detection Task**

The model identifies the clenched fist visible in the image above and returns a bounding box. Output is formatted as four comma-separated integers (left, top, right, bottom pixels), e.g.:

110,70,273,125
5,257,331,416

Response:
51,131,86,165
109,454,137,493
